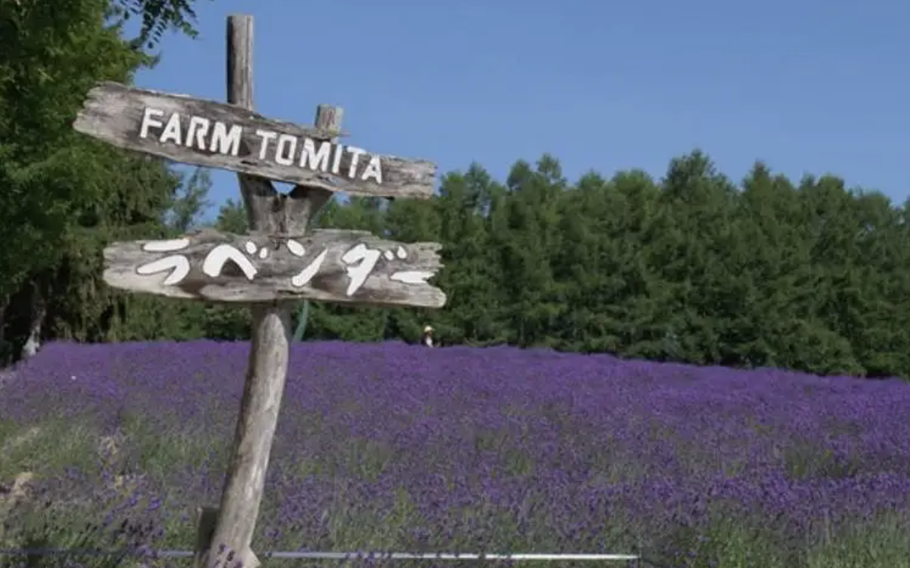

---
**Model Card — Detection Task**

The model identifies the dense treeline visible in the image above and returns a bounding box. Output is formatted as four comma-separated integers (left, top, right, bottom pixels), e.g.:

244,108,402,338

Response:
3,0,909,378
300,156,910,379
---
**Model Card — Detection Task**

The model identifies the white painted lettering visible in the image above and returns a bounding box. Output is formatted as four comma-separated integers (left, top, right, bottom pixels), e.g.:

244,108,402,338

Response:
202,244,258,280
286,239,306,257
210,123,242,156
275,134,297,166
361,156,383,184
159,113,183,145
244,240,269,259
139,107,164,139
390,270,434,285
158,112,182,144
290,249,328,288
340,243,382,296
136,255,190,286
255,129,277,160
299,138,331,172
141,238,189,252
331,144,344,175
186,116,210,150
346,146,366,178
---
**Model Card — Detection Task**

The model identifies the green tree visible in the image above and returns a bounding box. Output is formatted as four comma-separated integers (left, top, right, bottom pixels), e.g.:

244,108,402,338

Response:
0,0,199,360
113,0,209,48
166,167,213,233
431,165,504,345
492,156,565,347
641,151,739,363
214,197,249,234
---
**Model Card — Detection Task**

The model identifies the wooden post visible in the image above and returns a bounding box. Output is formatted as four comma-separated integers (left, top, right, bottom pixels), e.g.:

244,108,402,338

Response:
200,15,279,567
71,12,445,568
193,506,219,568
194,24,346,565
198,16,320,568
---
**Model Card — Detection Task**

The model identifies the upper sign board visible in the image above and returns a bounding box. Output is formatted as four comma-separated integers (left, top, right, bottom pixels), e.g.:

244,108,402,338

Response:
73,82,437,199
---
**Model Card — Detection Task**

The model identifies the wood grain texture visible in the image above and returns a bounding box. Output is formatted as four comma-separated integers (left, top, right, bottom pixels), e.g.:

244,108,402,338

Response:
289,104,343,214
207,301,286,568
103,228,446,308
194,507,259,568
72,81,437,199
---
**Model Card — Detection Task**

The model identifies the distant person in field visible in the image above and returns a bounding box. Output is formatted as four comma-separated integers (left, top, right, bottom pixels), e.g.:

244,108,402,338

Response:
421,325,435,348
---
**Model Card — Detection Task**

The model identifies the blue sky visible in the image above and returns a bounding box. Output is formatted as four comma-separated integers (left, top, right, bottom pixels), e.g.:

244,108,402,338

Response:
135,0,910,215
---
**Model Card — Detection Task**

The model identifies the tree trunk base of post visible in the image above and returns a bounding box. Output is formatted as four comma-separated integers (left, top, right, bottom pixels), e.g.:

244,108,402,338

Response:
195,506,261,568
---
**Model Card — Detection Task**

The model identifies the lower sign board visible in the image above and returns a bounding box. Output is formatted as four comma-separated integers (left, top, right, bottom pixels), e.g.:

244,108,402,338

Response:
103,228,446,308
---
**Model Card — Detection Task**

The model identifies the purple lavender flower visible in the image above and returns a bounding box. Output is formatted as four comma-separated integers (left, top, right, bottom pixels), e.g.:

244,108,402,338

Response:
3,340,910,564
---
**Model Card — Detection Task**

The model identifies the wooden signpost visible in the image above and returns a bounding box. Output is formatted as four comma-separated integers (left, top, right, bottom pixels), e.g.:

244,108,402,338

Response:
72,14,445,568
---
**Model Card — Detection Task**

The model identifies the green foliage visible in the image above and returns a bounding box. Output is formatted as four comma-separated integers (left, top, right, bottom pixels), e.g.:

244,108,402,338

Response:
0,0,204,362
213,197,248,234
165,167,213,233
271,152,910,379
112,0,207,48
2,0,909,380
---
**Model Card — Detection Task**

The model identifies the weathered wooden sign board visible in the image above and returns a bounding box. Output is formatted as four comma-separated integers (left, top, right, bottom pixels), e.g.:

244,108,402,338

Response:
72,13,445,568
74,82,436,199
103,228,445,307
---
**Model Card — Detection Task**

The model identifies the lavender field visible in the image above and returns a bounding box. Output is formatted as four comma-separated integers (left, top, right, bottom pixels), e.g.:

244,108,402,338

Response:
3,341,910,568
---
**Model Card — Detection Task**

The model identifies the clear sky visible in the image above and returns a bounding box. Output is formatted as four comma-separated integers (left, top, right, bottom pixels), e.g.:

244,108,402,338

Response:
135,0,910,214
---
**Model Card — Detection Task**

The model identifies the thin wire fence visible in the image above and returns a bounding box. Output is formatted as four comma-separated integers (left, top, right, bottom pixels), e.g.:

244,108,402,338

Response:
0,547,643,564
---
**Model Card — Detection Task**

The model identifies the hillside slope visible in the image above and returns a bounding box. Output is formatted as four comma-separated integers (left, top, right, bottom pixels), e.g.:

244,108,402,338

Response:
2,341,910,567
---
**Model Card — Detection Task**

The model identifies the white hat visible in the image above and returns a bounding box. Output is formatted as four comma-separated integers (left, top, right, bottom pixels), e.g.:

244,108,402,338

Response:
423,325,434,333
